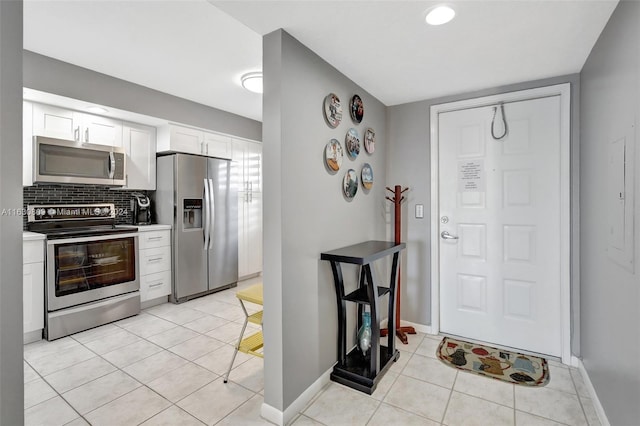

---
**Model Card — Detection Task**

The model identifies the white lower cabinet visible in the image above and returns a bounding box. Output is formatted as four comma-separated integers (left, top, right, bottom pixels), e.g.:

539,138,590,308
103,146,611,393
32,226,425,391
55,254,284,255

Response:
137,227,172,304
23,237,45,343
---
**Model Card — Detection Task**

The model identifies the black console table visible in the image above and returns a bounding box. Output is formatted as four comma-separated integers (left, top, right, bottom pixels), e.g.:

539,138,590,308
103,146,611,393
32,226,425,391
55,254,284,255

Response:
321,240,406,394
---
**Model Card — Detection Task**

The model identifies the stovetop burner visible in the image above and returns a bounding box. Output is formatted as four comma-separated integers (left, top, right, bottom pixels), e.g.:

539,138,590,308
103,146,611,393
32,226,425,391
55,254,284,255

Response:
27,203,136,239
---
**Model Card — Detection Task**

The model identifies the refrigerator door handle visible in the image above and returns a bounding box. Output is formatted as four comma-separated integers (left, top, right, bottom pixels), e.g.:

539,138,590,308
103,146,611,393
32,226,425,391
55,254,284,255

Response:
208,178,215,249
203,178,210,250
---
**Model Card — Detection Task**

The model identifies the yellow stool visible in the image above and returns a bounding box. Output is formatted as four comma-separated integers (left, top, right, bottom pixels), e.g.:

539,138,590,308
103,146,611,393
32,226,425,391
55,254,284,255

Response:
223,283,263,383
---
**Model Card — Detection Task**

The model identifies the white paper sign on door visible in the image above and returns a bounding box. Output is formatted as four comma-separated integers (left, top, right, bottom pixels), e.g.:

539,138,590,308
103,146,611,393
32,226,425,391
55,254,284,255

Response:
458,160,485,192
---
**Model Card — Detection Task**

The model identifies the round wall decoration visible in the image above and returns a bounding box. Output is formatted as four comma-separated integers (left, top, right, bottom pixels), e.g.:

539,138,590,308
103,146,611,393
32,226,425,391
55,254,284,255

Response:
323,93,343,128
350,94,364,123
345,128,360,159
361,163,373,190
324,139,344,172
364,128,375,154
343,169,358,199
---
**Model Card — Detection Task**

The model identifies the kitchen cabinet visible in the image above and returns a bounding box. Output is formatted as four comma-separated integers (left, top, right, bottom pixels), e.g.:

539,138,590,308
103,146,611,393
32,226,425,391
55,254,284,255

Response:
31,102,122,146
234,138,262,278
157,124,232,159
121,122,157,190
233,139,262,193
137,226,172,306
23,234,45,344
238,191,263,278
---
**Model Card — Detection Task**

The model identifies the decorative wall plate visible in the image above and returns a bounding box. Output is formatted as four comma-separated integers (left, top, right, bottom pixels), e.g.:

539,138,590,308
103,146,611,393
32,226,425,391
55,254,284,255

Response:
350,94,364,123
324,139,344,172
343,169,358,199
323,93,342,128
364,128,375,154
345,128,360,159
361,163,373,190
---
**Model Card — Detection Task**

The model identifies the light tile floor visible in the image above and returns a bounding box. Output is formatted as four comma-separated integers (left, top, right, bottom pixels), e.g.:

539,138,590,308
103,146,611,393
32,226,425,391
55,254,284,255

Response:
24,276,600,426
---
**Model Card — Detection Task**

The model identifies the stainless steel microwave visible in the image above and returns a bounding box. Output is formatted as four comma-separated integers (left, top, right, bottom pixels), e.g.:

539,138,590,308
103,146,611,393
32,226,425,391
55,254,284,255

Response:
33,136,126,186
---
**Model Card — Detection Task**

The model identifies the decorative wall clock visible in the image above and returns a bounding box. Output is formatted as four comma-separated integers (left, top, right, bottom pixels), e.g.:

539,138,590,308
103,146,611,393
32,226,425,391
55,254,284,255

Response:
361,163,373,190
350,94,364,123
323,93,343,128
343,169,358,199
324,139,344,172
364,128,375,154
345,128,360,159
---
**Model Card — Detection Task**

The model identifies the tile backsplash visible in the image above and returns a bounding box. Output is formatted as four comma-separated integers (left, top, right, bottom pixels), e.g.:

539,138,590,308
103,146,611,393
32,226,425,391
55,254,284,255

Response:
23,184,153,229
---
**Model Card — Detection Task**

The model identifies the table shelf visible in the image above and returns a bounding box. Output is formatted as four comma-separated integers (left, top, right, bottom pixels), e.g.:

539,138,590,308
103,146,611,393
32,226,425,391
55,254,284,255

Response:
331,346,400,394
343,286,390,304
321,240,406,394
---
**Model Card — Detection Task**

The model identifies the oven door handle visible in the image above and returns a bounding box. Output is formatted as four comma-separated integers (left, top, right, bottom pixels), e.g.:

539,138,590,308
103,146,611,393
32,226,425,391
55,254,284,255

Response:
208,178,215,249
203,178,210,251
45,232,139,245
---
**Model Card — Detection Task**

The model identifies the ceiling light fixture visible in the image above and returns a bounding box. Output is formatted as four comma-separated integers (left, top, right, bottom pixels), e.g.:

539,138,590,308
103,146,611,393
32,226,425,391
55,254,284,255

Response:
241,72,263,94
425,5,455,26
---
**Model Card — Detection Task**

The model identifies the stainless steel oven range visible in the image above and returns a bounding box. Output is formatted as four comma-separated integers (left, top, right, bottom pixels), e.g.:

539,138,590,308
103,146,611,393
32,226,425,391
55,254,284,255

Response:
28,203,140,340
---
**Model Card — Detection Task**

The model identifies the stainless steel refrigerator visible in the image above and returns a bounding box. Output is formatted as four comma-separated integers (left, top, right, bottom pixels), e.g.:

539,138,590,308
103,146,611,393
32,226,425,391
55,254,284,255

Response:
155,153,238,302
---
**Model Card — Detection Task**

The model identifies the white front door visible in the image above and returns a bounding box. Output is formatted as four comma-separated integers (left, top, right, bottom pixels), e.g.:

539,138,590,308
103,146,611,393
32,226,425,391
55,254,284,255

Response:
437,94,564,357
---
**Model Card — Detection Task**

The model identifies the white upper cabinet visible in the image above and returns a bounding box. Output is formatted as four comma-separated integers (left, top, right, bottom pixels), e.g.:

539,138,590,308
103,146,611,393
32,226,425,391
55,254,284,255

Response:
80,114,123,147
32,102,122,146
203,132,232,159
121,122,157,190
157,124,232,159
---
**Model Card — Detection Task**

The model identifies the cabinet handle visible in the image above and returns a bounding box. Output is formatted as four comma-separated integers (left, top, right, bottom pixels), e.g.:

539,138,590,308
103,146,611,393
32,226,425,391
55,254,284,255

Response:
206,144,209,155
147,236,163,240
85,128,89,142
200,141,204,154
148,257,163,262
74,126,80,141
149,281,164,288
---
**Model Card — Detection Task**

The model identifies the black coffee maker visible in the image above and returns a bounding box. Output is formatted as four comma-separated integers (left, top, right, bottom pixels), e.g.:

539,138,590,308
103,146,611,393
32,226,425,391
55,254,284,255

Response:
131,192,152,225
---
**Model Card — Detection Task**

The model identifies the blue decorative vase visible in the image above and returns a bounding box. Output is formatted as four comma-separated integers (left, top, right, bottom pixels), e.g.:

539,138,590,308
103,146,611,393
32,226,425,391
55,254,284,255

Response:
358,311,372,355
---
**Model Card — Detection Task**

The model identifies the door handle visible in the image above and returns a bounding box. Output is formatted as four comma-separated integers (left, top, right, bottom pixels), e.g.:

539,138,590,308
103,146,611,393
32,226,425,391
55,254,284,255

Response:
441,231,459,240
208,178,215,249
203,178,210,250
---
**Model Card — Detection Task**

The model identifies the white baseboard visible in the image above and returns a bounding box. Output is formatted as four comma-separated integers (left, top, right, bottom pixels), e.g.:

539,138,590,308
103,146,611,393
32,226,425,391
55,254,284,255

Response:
260,402,283,426
575,358,610,426
261,367,332,425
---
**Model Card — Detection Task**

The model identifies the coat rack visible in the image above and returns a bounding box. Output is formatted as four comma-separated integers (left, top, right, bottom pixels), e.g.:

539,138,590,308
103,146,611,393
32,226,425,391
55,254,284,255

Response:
380,185,416,344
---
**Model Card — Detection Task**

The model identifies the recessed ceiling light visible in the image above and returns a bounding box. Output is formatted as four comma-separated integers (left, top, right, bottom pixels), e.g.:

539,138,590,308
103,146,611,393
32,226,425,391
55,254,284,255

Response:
86,106,108,114
241,72,263,94
425,5,455,26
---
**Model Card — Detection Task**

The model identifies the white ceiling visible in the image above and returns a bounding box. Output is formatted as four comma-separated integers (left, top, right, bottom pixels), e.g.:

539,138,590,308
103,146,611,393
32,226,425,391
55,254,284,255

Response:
24,1,618,123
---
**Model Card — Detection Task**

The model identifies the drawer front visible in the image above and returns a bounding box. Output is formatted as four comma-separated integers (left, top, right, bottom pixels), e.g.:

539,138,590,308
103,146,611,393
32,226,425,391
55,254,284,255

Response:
23,240,45,264
138,230,170,250
140,270,171,302
139,246,171,276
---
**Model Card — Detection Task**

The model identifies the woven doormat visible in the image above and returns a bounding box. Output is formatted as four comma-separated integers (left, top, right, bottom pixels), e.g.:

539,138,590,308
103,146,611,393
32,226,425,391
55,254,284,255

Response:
437,337,550,386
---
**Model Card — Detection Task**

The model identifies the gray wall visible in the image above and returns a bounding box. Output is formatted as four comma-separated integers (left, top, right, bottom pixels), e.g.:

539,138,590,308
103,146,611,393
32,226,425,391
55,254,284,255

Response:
23,51,262,141
387,74,581,354
0,0,25,424
580,1,640,424
263,30,388,413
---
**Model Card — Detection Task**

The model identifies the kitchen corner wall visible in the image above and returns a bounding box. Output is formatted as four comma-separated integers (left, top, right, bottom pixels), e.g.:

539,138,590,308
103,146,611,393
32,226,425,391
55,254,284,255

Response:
0,1,24,424
22,185,150,228
262,30,388,417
